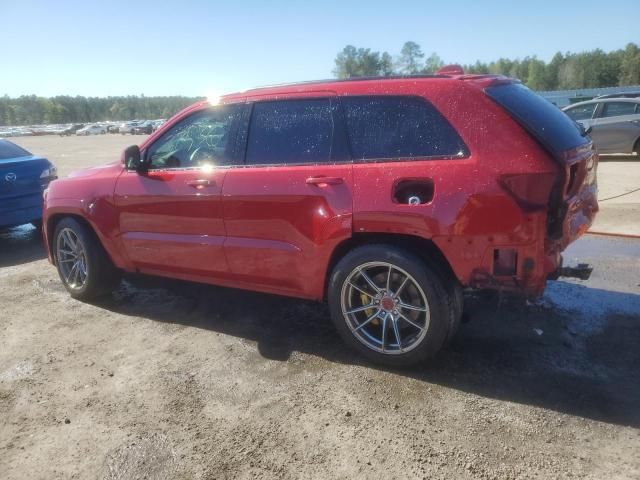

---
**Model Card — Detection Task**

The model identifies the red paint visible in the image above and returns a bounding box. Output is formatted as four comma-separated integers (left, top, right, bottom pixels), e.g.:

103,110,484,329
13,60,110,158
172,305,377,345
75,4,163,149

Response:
43,75,598,300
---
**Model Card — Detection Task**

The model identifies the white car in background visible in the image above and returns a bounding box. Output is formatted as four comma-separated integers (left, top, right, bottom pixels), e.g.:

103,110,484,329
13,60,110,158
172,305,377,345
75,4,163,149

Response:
119,121,140,134
76,125,107,136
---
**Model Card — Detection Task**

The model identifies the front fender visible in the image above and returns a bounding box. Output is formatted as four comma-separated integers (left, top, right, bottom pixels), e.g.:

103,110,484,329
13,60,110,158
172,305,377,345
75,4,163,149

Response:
43,198,131,270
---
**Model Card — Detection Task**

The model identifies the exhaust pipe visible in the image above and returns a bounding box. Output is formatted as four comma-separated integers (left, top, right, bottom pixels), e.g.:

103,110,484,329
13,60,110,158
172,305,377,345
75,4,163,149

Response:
548,257,593,281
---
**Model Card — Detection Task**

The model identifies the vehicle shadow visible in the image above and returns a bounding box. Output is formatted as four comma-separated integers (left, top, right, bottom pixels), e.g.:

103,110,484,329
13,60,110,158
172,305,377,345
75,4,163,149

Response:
94,275,640,428
0,225,47,267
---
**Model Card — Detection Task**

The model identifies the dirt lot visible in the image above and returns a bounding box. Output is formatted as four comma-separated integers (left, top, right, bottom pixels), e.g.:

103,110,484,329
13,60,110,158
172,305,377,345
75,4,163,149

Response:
1,135,640,479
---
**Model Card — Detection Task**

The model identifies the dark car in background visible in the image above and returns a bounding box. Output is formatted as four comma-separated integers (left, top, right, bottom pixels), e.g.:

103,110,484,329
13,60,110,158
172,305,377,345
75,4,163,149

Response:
59,124,84,136
132,121,154,135
0,140,57,229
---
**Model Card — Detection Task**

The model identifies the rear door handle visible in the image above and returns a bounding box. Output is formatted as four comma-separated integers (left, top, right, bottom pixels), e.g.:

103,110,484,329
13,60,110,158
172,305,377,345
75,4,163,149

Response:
186,179,214,188
306,176,344,186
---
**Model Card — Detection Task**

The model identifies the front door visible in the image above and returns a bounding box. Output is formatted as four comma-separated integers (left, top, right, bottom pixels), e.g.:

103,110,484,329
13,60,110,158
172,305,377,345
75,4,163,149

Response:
222,97,353,299
114,104,245,277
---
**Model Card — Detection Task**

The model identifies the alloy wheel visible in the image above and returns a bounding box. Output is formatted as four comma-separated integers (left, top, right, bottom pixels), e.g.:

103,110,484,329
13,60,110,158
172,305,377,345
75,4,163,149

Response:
340,261,430,355
56,228,88,290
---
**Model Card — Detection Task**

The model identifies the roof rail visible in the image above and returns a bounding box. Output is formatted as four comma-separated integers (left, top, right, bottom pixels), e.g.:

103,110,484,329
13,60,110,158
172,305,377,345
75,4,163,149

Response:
249,74,449,91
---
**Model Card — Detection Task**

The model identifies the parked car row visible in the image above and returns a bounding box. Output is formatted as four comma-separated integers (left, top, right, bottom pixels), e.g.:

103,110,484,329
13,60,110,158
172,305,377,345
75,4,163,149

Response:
119,119,165,135
0,119,166,138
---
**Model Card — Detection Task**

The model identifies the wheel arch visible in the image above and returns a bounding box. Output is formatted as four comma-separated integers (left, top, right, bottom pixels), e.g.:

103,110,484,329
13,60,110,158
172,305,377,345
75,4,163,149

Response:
46,213,116,267
324,233,459,301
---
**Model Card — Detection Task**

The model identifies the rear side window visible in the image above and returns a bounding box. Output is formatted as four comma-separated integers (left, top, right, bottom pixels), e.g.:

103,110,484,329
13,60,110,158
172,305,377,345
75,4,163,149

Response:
0,140,31,160
341,96,468,160
600,102,637,118
486,83,589,156
565,104,596,121
246,99,337,165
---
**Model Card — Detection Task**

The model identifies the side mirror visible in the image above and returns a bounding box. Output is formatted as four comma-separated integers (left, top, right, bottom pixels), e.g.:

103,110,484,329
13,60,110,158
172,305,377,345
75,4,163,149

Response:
122,145,147,172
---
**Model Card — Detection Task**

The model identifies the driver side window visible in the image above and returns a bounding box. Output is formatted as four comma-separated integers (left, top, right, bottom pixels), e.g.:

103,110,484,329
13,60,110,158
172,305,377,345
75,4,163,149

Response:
146,105,243,169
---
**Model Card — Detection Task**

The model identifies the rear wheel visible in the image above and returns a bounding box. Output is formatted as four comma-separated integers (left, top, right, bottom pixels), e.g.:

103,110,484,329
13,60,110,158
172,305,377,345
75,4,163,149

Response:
328,244,453,367
53,218,121,300
634,137,640,155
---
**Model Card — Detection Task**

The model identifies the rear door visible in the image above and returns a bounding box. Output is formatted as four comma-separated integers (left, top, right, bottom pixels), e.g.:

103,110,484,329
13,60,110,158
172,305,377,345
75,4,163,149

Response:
590,101,640,154
114,104,245,277
222,97,353,299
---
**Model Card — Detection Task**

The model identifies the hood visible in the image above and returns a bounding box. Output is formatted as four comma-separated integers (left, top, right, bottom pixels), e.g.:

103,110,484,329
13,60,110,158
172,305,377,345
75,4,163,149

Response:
67,161,122,179
0,154,51,170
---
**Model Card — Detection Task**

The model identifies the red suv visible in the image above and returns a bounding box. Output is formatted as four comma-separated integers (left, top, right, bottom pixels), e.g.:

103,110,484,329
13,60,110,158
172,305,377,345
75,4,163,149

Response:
43,72,598,366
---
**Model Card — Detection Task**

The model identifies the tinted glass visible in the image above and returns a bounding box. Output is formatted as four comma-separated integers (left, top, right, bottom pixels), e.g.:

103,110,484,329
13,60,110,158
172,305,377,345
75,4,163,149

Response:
0,140,31,160
246,99,334,165
601,102,637,118
486,83,589,155
341,96,467,159
565,104,596,121
147,105,241,169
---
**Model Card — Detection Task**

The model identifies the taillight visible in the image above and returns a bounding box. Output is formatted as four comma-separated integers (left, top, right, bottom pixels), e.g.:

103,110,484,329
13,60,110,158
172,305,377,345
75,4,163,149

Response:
499,172,556,211
566,163,578,195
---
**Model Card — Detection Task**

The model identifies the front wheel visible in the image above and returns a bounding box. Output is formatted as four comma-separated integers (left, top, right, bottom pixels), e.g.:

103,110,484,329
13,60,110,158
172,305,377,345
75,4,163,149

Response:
53,218,121,300
328,245,453,367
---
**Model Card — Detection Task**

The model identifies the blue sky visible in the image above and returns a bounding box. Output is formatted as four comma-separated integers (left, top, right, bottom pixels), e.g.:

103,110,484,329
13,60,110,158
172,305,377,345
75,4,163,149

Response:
1,0,638,97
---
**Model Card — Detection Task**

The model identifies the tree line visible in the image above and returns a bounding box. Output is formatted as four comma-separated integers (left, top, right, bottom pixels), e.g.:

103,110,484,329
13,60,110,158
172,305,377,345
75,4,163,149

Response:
3,42,639,127
333,42,640,91
0,95,203,127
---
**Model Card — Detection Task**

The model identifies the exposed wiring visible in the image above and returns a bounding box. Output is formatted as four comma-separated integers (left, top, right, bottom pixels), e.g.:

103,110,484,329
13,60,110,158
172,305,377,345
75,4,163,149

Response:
599,187,640,202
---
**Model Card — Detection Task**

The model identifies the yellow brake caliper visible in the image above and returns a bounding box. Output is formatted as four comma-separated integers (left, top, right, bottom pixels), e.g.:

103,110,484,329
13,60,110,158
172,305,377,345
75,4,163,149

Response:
361,293,380,325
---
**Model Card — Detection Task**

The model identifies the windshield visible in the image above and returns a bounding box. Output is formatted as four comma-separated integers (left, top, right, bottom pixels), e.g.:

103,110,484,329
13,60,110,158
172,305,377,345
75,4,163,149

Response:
0,140,31,160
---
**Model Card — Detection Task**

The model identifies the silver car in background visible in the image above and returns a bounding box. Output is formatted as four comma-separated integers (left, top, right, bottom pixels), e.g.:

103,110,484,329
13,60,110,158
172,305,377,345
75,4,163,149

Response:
563,98,640,154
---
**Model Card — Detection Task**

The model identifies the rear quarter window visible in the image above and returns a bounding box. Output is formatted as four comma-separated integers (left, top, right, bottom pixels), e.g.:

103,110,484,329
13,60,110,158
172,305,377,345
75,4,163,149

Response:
340,96,468,160
485,83,589,156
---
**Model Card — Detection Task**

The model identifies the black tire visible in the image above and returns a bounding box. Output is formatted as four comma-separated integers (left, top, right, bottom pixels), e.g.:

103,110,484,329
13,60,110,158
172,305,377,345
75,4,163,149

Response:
634,137,640,155
53,217,121,300
328,244,454,367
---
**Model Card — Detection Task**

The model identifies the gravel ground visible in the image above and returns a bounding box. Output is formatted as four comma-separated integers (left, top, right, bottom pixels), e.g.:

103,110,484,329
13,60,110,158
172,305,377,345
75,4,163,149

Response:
1,135,639,479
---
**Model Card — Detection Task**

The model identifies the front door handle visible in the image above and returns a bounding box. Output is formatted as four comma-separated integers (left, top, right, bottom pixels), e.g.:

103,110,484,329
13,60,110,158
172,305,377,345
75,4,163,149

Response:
306,176,344,186
186,179,214,188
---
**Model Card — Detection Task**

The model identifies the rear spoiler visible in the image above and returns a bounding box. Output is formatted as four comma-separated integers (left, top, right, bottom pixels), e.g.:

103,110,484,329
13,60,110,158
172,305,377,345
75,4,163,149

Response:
435,65,520,88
